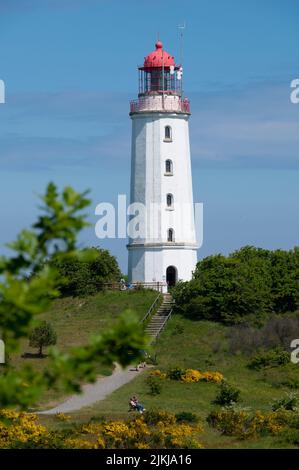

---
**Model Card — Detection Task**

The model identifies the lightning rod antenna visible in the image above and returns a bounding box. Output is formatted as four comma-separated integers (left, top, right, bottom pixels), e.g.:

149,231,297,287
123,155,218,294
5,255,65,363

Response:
178,21,186,98
178,21,186,67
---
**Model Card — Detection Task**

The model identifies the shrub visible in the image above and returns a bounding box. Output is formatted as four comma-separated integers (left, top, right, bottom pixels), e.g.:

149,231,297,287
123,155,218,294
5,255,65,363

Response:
167,367,224,384
229,314,299,356
167,367,185,381
0,409,204,449
146,376,163,396
214,382,241,406
143,409,176,426
149,369,167,379
201,371,224,384
181,369,203,383
279,427,299,446
207,406,283,439
248,348,289,370
55,412,71,422
175,412,199,424
29,321,57,357
272,393,298,412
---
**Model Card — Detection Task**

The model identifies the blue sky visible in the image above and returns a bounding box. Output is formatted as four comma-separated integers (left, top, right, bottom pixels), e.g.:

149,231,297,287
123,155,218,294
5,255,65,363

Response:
0,0,298,272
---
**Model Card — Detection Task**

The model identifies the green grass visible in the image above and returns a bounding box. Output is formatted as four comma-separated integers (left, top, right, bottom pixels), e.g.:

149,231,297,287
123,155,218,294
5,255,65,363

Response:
11,289,158,407
46,312,299,449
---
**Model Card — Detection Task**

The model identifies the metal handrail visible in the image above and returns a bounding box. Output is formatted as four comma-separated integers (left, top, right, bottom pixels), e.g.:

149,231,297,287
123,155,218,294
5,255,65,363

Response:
140,293,162,324
154,307,173,341
102,281,164,292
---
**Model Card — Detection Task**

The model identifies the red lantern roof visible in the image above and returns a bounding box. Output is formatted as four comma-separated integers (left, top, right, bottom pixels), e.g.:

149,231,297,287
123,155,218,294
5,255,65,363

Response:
143,40,175,69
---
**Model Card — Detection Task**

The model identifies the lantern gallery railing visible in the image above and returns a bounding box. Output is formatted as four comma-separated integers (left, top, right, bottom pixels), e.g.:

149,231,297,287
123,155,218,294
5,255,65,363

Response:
130,96,190,114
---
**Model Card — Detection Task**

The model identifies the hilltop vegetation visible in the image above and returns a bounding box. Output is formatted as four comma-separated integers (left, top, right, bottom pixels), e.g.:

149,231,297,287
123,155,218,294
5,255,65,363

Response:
172,246,299,324
49,247,121,297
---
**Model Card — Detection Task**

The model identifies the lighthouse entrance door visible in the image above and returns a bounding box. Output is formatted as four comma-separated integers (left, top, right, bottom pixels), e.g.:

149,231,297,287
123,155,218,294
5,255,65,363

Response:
166,266,177,288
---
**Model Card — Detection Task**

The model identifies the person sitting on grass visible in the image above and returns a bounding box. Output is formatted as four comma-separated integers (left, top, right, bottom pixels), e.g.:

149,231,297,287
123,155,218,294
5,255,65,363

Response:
129,396,145,414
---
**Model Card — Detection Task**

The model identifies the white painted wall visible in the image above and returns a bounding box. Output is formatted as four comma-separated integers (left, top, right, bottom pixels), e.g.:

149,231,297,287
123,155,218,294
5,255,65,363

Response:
128,95,198,284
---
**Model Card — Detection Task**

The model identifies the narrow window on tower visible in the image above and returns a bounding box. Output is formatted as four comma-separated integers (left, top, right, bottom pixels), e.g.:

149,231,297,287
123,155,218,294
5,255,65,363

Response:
167,228,174,242
165,159,173,175
164,125,172,142
166,193,174,208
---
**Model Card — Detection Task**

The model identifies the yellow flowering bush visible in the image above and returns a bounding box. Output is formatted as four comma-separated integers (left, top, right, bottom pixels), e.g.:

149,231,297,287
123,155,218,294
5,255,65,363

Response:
149,369,167,380
179,369,224,384
153,421,203,449
207,407,284,439
81,422,104,434
201,371,224,384
0,409,203,449
64,437,92,449
81,412,203,449
55,412,71,422
0,409,48,448
252,410,283,436
181,369,203,383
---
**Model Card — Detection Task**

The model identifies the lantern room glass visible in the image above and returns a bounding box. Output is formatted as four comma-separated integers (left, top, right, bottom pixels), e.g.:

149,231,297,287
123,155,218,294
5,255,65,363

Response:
138,68,182,96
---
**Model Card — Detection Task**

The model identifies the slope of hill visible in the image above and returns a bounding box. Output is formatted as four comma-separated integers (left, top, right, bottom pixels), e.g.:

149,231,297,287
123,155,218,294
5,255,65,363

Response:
48,311,299,449
11,289,158,408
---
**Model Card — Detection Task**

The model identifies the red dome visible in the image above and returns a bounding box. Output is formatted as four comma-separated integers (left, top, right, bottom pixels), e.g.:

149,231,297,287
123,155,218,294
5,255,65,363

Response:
143,40,175,69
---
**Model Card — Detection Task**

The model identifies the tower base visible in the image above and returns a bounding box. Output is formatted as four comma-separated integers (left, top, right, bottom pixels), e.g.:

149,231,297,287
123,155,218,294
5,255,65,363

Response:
128,244,197,289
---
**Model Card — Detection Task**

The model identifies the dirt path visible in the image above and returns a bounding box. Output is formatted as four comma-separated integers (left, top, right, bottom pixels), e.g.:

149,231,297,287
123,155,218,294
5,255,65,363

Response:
38,364,145,415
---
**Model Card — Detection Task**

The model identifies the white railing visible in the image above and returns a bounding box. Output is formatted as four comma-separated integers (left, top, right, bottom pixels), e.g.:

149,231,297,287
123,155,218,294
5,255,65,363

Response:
130,96,190,114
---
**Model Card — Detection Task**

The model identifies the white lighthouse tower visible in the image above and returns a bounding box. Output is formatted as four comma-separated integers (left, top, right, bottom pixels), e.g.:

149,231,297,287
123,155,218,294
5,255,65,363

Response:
127,39,197,290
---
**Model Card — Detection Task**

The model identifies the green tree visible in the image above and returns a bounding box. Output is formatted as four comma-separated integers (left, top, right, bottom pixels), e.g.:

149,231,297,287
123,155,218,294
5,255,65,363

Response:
172,245,299,324
50,247,121,297
29,322,57,357
269,248,299,313
0,183,147,409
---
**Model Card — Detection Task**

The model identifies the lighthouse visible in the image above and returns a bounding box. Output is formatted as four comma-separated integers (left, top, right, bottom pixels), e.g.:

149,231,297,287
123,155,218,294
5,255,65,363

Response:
127,39,198,290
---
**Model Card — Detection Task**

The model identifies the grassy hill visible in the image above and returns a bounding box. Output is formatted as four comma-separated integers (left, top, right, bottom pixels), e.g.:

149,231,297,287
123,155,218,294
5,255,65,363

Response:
11,289,158,408
40,308,299,449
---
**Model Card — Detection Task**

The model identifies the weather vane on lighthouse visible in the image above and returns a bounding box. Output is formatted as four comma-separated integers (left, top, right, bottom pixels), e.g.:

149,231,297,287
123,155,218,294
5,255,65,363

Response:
127,37,198,292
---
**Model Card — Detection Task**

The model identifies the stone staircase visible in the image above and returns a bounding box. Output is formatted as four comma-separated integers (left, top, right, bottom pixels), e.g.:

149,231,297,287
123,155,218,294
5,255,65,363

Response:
144,293,174,342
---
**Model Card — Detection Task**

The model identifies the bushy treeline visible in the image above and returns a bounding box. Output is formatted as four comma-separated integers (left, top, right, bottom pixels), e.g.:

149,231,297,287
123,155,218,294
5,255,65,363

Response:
172,246,299,324
228,313,299,355
50,247,121,297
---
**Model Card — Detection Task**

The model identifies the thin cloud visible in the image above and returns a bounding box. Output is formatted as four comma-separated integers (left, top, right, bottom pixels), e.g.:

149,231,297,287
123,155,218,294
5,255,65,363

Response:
0,81,298,172
0,0,103,14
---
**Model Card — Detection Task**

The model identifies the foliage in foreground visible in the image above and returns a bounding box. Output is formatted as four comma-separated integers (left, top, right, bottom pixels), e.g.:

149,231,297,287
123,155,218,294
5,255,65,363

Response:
0,409,203,449
0,183,147,409
172,246,299,324
3,405,299,448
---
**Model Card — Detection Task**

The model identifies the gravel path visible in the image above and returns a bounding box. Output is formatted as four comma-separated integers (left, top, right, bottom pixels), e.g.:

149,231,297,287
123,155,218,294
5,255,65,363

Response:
38,364,145,415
